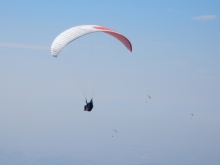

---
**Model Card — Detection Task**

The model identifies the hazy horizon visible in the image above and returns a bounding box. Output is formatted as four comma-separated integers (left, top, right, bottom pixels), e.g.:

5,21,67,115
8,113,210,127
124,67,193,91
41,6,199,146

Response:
0,0,220,165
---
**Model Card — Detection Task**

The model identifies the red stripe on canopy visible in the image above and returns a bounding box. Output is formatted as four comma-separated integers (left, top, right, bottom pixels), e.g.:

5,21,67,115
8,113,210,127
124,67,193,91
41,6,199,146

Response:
93,26,132,52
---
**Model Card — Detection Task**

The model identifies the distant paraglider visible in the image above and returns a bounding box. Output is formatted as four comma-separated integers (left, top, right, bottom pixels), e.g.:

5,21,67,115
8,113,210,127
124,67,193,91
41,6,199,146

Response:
144,95,151,103
112,129,118,137
190,113,193,119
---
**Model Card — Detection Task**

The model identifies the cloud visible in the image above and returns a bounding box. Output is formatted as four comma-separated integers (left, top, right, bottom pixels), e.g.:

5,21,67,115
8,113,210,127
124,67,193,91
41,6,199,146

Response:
191,15,217,21
0,42,49,50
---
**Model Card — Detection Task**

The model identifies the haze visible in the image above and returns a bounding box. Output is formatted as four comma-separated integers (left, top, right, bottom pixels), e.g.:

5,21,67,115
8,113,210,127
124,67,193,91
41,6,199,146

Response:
0,1,220,165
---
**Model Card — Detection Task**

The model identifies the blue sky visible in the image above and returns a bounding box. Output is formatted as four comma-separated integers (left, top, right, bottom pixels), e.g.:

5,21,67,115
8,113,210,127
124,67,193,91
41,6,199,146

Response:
0,1,220,165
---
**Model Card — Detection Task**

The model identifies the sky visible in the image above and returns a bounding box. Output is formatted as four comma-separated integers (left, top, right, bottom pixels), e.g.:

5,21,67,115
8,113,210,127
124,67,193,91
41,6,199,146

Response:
0,0,220,165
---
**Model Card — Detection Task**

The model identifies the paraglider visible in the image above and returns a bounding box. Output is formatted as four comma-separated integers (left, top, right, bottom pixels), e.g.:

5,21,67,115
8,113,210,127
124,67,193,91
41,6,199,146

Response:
51,25,132,112
190,113,193,119
84,98,93,112
112,129,118,137
144,95,151,103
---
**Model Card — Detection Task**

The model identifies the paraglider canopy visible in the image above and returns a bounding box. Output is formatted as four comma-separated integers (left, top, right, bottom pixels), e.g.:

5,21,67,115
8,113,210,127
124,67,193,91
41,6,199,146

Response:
51,25,132,57
112,129,118,133
145,95,151,99
144,94,151,103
